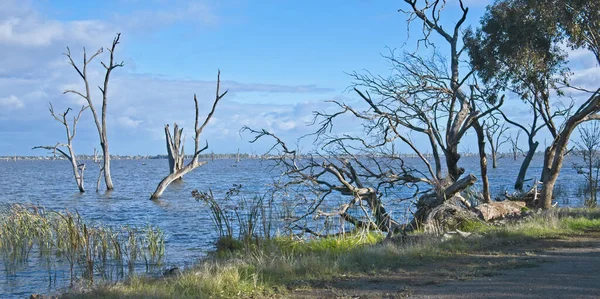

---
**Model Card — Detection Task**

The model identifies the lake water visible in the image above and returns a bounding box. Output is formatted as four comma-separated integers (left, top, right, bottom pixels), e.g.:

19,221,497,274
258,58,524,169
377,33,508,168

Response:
0,155,585,298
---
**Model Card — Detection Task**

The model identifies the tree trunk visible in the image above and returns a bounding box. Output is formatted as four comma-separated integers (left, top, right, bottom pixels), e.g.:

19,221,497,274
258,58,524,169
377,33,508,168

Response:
68,151,85,193
540,125,577,208
151,160,207,199
445,146,464,182
165,123,185,178
515,141,539,191
491,150,497,169
473,121,491,203
409,174,477,230
101,141,113,190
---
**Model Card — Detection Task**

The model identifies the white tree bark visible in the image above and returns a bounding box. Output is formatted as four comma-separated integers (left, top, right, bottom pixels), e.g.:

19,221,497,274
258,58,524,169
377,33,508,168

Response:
63,33,123,191
34,104,88,192
150,70,227,200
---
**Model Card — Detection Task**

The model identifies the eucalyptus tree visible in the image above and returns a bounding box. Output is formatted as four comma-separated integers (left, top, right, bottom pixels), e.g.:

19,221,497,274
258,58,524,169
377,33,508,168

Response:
467,0,600,208
63,33,123,191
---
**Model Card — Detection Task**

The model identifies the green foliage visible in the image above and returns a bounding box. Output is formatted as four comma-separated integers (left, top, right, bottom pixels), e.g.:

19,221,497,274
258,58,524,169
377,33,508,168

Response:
273,231,383,255
459,219,488,233
215,236,244,254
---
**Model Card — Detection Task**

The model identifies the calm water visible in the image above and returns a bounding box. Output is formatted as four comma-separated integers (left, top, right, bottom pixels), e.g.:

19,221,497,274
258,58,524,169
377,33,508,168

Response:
0,155,585,298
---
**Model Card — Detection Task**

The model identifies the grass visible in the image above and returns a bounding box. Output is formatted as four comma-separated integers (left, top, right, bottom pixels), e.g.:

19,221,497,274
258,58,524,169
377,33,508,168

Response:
62,208,600,298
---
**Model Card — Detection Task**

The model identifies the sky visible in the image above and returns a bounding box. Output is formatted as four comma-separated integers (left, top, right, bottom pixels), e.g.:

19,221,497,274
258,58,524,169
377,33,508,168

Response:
0,0,598,156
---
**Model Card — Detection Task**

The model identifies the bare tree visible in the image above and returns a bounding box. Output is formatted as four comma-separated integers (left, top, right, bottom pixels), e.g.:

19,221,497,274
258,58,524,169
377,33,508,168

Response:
33,104,88,192
92,148,103,192
243,127,444,234
473,119,491,203
150,71,227,200
500,109,546,191
243,0,508,234
63,33,124,191
507,131,523,162
164,123,185,178
483,116,509,168
573,121,600,207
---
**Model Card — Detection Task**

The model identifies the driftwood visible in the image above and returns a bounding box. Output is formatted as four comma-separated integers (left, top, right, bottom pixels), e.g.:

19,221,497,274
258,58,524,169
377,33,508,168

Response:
475,201,527,221
502,181,540,207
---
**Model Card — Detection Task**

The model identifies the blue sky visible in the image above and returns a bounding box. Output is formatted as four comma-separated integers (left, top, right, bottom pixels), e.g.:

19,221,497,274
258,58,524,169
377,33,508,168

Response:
0,0,597,156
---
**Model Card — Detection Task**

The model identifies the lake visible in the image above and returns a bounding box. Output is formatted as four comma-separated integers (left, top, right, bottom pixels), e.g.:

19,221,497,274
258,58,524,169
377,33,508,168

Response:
0,155,586,298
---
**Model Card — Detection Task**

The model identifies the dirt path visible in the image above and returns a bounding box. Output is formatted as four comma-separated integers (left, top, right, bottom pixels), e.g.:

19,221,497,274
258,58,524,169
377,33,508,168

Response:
290,233,600,298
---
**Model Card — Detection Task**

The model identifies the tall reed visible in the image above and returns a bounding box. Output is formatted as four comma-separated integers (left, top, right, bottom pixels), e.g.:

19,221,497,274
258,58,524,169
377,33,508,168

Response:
0,204,165,285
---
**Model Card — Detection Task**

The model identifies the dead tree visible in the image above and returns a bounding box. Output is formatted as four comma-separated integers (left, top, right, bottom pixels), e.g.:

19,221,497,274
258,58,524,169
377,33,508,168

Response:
150,71,227,200
63,33,123,191
164,123,185,178
243,128,419,234
473,119,491,203
499,109,545,191
245,0,507,233
484,116,509,168
573,121,600,207
92,148,103,192
508,131,523,162
33,104,88,192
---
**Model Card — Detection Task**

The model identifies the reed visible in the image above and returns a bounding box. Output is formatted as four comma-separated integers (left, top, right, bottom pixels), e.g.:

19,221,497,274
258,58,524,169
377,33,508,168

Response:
0,204,165,285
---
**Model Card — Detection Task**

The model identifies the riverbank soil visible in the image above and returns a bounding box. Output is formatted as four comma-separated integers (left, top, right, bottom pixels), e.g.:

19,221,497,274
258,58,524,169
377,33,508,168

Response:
289,231,600,298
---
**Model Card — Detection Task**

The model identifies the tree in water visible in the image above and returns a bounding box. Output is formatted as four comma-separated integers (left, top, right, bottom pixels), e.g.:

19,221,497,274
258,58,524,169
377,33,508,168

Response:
63,33,124,191
150,71,227,200
573,121,600,207
33,104,88,192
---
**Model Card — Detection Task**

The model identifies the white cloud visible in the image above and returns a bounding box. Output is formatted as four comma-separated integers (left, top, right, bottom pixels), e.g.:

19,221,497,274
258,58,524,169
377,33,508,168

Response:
116,116,143,128
0,0,339,154
0,17,64,47
0,95,24,109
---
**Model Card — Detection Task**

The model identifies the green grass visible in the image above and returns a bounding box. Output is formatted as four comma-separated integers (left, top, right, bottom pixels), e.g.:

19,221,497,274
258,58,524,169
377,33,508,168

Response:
62,208,600,299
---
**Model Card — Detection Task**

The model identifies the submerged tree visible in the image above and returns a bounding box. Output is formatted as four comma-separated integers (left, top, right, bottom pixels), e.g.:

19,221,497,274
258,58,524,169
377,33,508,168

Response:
150,71,227,200
468,0,600,208
33,104,88,192
64,33,123,191
574,121,600,207
483,116,509,169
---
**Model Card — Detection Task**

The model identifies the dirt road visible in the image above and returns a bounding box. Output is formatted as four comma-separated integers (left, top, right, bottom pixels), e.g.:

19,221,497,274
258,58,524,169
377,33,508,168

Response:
290,233,600,298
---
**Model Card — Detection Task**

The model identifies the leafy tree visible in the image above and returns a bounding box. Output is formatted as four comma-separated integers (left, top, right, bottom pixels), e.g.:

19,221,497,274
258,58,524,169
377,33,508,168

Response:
467,0,600,208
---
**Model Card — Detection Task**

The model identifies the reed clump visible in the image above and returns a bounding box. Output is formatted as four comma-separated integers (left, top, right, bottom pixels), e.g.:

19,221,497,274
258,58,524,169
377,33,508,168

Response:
0,204,165,285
